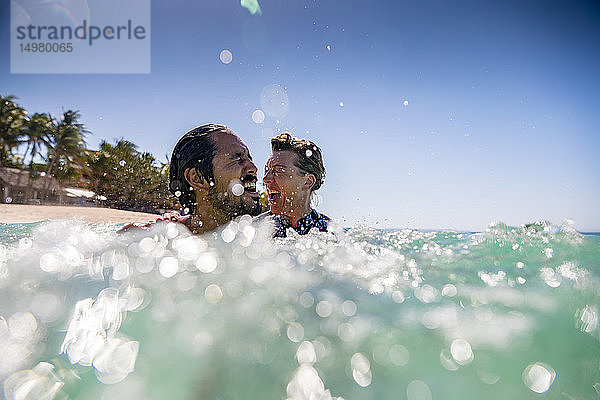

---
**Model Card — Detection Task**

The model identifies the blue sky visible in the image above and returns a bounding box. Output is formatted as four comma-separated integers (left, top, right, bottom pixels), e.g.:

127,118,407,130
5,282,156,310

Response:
1,0,599,231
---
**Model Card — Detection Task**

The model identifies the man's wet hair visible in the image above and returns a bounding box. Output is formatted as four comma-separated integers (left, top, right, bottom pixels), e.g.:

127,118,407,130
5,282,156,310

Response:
169,124,229,214
270,132,325,191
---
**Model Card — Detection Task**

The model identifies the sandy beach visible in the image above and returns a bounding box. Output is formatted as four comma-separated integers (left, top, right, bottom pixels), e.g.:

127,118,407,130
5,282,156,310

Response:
0,204,160,224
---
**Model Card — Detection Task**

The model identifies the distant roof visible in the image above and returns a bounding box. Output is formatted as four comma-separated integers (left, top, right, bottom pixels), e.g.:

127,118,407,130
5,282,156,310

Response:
64,187,107,201
0,167,61,191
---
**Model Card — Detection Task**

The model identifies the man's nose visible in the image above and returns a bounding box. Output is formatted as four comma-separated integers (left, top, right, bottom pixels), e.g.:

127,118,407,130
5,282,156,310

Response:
243,159,257,175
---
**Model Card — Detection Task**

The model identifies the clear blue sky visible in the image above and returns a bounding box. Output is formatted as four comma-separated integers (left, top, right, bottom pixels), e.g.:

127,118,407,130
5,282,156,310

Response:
1,0,599,231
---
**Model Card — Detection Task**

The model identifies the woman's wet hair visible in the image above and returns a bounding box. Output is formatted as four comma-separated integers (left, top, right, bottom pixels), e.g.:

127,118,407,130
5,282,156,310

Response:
270,132,325,191
169,124,228,214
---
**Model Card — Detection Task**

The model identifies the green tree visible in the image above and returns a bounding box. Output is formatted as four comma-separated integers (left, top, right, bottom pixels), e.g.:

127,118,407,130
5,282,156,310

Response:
0,94,27,167
46,110,88,176
21,112,53,167
87,139,167,211
82,149,111,205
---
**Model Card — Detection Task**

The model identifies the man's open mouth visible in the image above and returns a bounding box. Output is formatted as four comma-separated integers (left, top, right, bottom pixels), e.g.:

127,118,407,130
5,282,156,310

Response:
241,175,258,194
243,181,256,192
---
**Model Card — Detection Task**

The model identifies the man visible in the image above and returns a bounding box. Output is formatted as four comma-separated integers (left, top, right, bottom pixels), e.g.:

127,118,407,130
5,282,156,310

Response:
119,124,262,234
262,132,329,237
168,124,262,233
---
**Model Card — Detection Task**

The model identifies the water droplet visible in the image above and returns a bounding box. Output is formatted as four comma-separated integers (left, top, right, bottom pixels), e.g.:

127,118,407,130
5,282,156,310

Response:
477,369,500,385
260,84,289,118
158,257,178,278
389,344,410,366
305,149,313,157
174,190,182,197
221,228,236,243
94,338,139,384
231,183,244,196
392,290,405,303
540,267,561,288
219,49,233,64
19,238,32,249
3,362,64,399
441,284,457,297
315,300,332,317
440,348,459,371
204,284,223,303
341,300,357,316
450,338,474,365
252,109,265,123
576,305,599,333
299,292,314,308
40,253,61,272
522,362,556,393
8,312,37,339
339,101,344,107
296,341,317,364
287,322,304,342
326,44,331,51
196,252,218,273
415,284,439,303
138,237,156,253
337,322,355,342
403,100,409,106
406,380,432,400
351,353,372,387
119,160,126,167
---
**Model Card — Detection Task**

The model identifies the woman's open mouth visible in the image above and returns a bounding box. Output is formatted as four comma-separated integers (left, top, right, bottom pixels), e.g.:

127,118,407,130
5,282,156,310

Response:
268,191,281,204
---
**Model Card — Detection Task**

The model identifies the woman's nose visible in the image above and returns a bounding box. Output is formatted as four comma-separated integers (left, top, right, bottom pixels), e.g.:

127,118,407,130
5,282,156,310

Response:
263,169,273,184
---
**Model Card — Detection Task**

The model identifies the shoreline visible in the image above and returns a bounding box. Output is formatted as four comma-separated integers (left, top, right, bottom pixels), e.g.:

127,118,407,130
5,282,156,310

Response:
0,204,159,224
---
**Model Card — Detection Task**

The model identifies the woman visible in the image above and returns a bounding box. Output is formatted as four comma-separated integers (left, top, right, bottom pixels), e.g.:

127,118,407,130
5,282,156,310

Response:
262,132,329,237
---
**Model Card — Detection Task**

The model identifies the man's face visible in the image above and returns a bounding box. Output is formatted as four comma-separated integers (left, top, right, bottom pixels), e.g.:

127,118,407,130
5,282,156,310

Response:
263,150,309,216
209,131,262,217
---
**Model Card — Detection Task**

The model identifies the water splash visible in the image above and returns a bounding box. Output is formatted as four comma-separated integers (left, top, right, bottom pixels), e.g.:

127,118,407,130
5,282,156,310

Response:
0,219,598,398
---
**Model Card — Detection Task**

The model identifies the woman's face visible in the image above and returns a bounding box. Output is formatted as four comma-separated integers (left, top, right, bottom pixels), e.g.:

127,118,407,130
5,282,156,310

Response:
263,150,309,216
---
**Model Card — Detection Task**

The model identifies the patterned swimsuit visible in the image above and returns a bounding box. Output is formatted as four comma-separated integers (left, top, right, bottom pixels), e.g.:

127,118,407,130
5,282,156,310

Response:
271,209,330,237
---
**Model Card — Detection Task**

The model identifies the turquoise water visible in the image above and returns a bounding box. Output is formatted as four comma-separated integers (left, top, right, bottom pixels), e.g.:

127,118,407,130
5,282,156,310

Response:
0,219,599,399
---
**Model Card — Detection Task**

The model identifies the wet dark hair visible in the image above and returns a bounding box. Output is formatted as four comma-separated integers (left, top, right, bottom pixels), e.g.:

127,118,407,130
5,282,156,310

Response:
169,124,229,214
270,132,325,191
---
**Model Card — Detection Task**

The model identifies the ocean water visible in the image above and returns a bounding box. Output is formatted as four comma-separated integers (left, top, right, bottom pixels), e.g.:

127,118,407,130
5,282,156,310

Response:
0,218,599,399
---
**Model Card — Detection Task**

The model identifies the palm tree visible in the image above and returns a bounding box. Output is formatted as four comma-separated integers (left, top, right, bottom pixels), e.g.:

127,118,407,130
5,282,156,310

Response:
0,94,27,167
82,148,111,205
21,112,53,167
46,110,88,176
87,139,167,210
